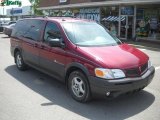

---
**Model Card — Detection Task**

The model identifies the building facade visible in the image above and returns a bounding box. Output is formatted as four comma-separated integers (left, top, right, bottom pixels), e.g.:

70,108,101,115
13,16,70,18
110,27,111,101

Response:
38,0,160,41
0,0,32,21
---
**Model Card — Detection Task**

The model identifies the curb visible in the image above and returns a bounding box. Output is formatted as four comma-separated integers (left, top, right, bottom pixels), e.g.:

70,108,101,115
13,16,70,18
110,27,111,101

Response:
137,38,160,44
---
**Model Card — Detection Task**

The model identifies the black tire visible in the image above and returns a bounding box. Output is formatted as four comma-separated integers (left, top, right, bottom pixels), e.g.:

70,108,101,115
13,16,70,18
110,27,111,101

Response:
68,70,91,102
15,51,28,71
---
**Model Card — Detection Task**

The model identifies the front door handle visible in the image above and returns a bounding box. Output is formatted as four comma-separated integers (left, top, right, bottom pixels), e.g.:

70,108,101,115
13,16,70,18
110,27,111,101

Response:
34,43,38,47
40,45,44,49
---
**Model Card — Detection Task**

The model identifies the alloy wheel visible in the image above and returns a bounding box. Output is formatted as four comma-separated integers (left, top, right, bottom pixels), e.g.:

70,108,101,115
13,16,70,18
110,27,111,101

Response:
71,76,85,98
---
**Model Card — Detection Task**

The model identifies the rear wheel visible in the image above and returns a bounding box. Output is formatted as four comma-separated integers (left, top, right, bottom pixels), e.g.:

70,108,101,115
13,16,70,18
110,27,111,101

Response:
15,51,28,71
68,70,91,102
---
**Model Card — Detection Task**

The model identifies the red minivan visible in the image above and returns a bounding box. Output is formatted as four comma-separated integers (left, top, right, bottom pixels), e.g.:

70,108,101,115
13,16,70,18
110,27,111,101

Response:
10,17,155,102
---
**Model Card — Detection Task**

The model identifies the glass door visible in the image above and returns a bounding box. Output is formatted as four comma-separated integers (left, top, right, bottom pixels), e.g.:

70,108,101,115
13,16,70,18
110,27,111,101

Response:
120,16,134,40
120,16,127,39
127,16,134,39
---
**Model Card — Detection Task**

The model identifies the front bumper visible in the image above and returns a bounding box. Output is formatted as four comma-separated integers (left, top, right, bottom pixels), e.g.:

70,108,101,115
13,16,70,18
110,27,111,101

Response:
89,66,155,98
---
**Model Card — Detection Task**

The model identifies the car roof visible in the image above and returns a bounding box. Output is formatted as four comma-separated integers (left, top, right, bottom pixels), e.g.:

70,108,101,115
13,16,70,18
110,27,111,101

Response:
24,17,95,23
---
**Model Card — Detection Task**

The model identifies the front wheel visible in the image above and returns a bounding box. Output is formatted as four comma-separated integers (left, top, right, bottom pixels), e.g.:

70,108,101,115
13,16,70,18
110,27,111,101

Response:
68,70,91,102
15,51,28,71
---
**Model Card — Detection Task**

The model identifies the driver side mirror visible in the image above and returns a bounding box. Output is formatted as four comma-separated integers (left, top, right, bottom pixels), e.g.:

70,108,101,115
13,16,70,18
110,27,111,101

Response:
48,37,65,48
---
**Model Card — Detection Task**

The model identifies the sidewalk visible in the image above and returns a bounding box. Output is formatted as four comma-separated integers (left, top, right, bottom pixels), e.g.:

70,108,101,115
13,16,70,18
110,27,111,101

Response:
137,37,160,44
125,40,160,51
136,32,160,44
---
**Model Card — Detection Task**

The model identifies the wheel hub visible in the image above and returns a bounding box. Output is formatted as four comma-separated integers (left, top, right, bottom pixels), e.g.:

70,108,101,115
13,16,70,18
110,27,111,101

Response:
72,77,85,98
16,54,22,67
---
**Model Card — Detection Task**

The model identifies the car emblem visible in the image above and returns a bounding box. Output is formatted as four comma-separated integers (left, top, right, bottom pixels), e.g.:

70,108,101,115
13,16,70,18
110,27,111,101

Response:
138,66,142,73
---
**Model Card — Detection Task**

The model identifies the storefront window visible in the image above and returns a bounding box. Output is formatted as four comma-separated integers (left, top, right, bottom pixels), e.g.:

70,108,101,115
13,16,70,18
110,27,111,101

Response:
136,6,160,40
101,6,119,36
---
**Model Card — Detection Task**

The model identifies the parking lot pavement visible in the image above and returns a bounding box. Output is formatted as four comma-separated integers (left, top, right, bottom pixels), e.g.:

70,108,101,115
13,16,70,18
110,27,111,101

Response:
0,33,160,120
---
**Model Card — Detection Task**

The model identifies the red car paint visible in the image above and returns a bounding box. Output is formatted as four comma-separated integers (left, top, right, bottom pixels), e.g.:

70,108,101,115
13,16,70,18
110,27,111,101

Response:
76,44,149,69
10,17,155,101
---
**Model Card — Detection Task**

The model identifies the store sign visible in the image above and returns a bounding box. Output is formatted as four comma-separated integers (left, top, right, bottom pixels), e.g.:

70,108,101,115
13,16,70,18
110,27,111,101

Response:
76,8,100,22
137,9,144,20
0,0,22,7
150,17,158,29
7,6,30,16
121,7,134,15
59,0,67,3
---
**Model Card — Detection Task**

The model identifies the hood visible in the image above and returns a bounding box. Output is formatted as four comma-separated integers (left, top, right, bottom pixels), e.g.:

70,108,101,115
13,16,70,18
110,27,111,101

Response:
77,44,149,69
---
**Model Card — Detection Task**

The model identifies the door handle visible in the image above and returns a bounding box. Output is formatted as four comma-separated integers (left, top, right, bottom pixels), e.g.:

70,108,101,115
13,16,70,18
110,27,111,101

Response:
34,43,38,47
40,45,44,49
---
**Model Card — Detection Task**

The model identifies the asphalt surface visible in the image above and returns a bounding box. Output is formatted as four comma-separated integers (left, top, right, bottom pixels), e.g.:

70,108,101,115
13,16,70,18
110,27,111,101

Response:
0,33,160,120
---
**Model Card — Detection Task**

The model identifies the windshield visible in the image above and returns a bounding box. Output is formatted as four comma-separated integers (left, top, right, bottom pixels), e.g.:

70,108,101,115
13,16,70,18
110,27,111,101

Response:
62,22,121,46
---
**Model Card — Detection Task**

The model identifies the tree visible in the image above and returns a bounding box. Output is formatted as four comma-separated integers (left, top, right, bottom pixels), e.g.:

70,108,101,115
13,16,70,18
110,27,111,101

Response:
29,0,43,15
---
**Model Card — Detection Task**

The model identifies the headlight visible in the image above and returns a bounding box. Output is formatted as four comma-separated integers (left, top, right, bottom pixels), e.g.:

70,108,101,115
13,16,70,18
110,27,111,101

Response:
148,60,152,68
95,68,125,79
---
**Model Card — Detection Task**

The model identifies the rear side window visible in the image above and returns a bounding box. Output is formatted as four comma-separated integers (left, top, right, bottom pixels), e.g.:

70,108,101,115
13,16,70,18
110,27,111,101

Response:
24,19,44,41
11,20,26,38
12,19,45,41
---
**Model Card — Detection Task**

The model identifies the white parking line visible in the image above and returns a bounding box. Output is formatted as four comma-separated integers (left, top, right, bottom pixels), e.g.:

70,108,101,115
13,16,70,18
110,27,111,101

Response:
155,66,160,70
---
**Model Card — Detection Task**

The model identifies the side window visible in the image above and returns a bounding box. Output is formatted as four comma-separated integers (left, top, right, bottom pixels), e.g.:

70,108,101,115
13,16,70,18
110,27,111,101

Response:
24,19,44,41
43,22,61,43
11,20,26,38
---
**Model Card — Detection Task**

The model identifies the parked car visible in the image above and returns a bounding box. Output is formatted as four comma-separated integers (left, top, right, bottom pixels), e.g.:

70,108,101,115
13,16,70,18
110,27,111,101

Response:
10,18,155,102
0,21,16,32
0,22,5,32
3,23,15,37
6,21,16,25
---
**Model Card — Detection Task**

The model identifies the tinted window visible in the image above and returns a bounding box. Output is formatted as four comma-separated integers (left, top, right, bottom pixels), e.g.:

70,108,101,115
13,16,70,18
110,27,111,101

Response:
12,19,44,41
44,22,61,43
11,20,26,38
23,19,44,41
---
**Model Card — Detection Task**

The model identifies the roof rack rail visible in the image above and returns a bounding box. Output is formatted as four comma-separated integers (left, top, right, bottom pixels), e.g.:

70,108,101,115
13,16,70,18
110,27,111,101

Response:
47,15,75,18
33,15,49,18
22,15,76,19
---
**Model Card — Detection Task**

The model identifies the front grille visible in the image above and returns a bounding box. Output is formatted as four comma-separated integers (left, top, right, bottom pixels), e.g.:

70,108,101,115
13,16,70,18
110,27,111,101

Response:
125,68,140,77
125,63,148,77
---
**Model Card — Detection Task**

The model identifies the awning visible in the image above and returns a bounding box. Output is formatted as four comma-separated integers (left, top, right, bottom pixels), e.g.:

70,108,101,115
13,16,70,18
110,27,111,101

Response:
38,0,160,10
102,16,126,22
